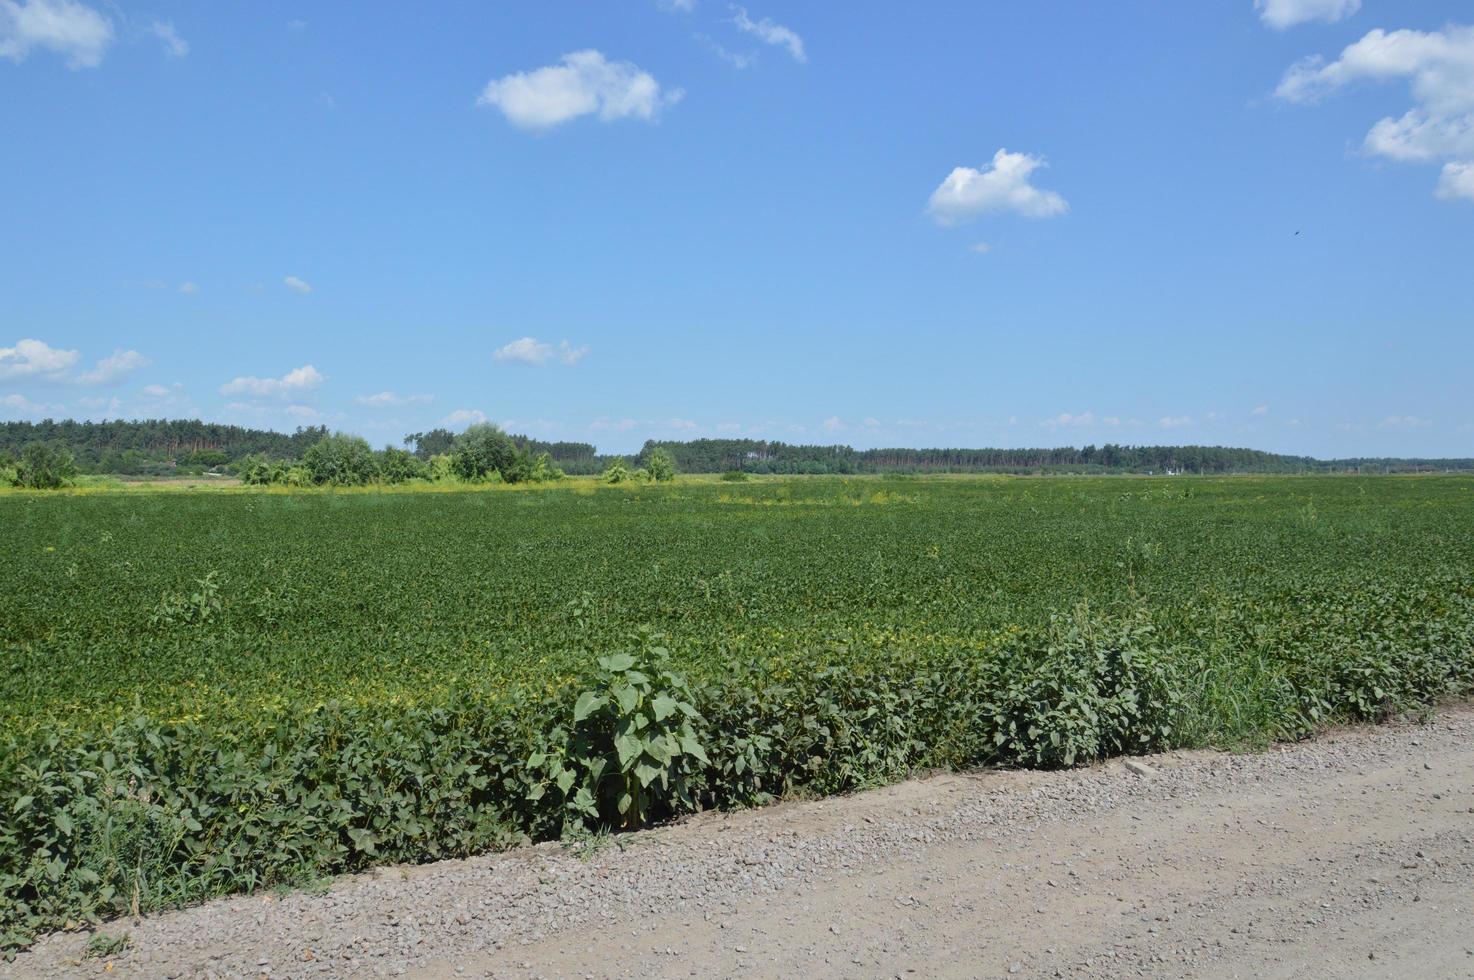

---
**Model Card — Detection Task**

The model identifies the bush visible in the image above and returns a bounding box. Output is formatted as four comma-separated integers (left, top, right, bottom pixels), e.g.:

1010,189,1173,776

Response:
449,424,519,482
647,448,676,483
302,434,378,486
719,470,748,482
13,442,77,489
602,460,632,484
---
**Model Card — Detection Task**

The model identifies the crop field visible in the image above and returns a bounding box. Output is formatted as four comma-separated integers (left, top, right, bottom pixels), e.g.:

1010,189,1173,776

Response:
3,475,1474,948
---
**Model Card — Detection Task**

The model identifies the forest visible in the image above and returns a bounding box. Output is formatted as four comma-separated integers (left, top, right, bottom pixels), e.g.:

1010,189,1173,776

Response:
3,418,1471,478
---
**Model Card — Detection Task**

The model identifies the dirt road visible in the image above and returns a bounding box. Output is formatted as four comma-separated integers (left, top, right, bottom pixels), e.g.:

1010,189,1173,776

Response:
10,708,1473,979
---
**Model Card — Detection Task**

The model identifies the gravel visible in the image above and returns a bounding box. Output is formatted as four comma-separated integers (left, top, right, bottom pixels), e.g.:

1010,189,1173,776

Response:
6,706,1473,979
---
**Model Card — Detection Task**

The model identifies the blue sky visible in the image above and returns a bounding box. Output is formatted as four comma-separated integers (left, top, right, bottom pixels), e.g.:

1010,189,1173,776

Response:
2,0,1471,457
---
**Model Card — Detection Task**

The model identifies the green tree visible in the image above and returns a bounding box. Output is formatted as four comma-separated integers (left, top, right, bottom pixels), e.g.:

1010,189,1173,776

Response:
302,433,378,486
15,442,78,489
450,424,520,482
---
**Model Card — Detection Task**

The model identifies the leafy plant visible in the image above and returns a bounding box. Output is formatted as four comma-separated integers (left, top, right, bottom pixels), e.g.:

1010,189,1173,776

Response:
530,636,708,831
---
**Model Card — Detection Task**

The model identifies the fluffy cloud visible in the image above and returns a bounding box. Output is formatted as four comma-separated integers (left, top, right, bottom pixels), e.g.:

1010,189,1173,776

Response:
219,364,324,398
1255,0,1359,30
1276,25,1474,199
1377,414,1432,429
493,337,589,366
178,281,198,294
927,150,1069,225
442,408,488,428
0,338,78,380
283,275,312,294
658,0,696,10
478,50,682,131
354,391,433,407
1157,415,1194,429
147,19,186,58
1039,411,1113,429
732,6,805,63
0,0,112,68
1251,403,1270,416
76,348,148,385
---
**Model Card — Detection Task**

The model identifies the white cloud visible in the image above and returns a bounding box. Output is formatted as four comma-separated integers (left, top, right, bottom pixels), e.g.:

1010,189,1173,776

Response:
443,408,488,428
477,50,682,131
493,337,589,366
969,242,992,254
1,392,58,416
76,348,148,386
354,391,434,407
141,383,170,397
178,281,198,294
1255,0,1359,30
0,337,79,380
1157,415,1194,429
220,364,324,398
283,275,312,294
1437,160,1474,201
927,149,1069,225
0,0,112,68
1040,411,1096,429
1377,414,1432,429
286,18,306,32
821,415,844,432
658,0,695,10
1251,403,1270,416
732,6,805,63
147,19,186,58
1275,25,1474,199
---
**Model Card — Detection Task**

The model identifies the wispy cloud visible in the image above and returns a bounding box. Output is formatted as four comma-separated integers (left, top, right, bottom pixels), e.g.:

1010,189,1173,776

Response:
283,275,312,294
731,6,805,63
493,337,589,366
76,349,149,386
146,19,186,58
442,408,488,428
354,391,434,408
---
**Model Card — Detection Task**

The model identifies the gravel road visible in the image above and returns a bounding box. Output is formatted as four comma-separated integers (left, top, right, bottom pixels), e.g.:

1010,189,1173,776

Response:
8,707,1473,979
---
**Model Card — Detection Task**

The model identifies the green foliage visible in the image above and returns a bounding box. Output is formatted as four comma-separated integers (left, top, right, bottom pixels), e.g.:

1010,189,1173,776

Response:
449,424,519,482
528,635,707,831
719,470,748,482
302,433,378,486
602,459,632,484
646,447,676,483
2,476,1473,950
149,572,223,629
13,442,78,489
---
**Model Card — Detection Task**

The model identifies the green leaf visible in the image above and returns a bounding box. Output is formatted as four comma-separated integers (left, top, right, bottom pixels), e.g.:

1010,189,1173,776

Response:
634,760,664,788
572,692,606,723
555,767,576,794
614,734,643,768
54,812,74,836
600,653,636,673
613,684,639,714
651,694,677,721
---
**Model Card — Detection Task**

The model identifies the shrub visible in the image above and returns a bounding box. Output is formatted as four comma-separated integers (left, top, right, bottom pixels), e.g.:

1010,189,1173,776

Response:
302,434,378,486
647,448,676,483
14,442,77,489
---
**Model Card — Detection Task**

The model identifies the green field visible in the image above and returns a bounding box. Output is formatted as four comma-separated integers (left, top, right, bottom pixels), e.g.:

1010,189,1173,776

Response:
4,475,1474,947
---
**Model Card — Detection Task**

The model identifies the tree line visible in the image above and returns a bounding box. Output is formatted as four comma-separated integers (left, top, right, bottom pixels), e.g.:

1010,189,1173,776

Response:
3,419,1470,481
